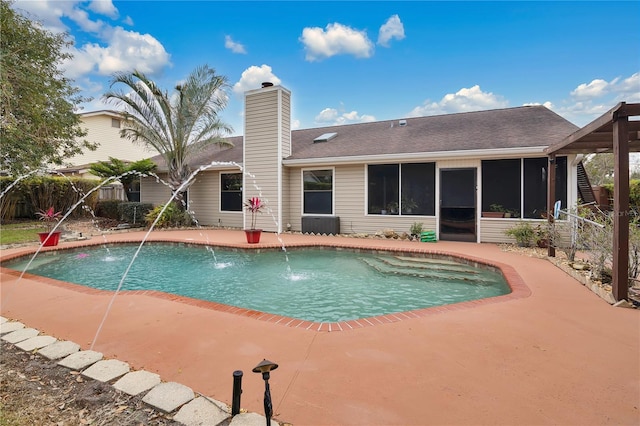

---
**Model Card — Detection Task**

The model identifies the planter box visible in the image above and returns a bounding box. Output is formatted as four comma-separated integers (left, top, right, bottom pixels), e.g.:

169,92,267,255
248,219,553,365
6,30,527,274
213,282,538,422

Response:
482,212,505,218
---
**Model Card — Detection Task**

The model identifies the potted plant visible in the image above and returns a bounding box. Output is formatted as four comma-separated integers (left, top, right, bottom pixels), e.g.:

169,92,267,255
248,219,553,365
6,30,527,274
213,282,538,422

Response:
402,198,418,214
409,222,424,239
386,201,399,215
244,197,264,243
36,206,63,246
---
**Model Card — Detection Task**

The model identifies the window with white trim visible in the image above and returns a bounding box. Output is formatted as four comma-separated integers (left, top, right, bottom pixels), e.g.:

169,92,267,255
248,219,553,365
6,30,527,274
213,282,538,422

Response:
220,173,242,211
303,169,333,214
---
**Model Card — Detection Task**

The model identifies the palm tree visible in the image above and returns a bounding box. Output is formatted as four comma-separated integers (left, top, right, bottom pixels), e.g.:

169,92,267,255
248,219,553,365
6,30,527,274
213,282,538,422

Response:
103,65,233,206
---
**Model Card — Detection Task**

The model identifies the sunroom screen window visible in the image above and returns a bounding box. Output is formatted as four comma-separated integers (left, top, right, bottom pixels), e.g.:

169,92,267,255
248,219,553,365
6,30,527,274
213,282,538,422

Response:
401,163,435,215
523,157,567,218
303,170,333,214
221,173,242,211
482,159,521,217
368,164,399,214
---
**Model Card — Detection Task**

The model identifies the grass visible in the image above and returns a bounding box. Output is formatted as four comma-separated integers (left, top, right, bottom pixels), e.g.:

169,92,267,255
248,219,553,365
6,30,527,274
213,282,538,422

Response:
0,222,46,245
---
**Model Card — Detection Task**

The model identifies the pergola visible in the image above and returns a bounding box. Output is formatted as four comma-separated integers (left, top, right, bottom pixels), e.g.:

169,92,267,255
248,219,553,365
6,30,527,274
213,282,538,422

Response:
545,102,640,301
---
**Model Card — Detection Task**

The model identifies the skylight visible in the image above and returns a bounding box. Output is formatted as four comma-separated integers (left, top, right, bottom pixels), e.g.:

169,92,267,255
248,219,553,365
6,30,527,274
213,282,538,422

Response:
313,132,337,143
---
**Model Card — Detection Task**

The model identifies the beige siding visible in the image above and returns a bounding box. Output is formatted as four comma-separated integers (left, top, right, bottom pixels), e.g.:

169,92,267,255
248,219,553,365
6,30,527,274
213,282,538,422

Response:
188,172,216,225
480,218,524,243
68,113,157,166
281,94,291,158
437,159,481,169
141,175,172,206
188,171,243,228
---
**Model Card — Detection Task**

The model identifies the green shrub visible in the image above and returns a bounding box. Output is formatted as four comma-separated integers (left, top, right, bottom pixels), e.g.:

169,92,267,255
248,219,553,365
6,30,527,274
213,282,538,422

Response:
145,203,192,228
0,176,98,220
410,222,424,235
118,202,153,224
603,180,640,207
95,200,122,219
504,221,536,247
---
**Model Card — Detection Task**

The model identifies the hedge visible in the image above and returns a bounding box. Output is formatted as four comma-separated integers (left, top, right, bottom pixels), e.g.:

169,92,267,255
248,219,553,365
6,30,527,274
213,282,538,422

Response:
0,176,100,221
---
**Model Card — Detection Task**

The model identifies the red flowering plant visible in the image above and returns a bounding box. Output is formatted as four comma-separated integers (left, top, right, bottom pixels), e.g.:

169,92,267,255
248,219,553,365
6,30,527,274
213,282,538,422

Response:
244,197,264,230
36,206,63,232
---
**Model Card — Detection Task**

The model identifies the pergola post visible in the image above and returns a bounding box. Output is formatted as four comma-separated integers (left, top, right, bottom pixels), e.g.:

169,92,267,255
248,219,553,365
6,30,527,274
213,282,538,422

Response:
547,154,556,257
612,112,629,301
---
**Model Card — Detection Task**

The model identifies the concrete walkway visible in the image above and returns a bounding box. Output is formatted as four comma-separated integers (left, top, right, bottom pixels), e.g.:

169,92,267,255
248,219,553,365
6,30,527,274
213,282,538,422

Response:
1,229,638,425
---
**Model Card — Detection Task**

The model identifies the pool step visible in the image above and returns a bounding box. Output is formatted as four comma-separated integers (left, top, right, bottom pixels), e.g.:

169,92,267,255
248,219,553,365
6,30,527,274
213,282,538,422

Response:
359,257,494,285
378,256,480,274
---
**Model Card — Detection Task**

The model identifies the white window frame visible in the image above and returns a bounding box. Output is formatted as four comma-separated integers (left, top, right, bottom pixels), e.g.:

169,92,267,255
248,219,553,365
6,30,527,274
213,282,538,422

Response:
301,167,335,216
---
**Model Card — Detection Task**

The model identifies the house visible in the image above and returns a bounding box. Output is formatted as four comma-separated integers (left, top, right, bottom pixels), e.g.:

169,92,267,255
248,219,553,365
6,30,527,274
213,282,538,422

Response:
141,84,582,243
59,110,159,200
62,110,158,175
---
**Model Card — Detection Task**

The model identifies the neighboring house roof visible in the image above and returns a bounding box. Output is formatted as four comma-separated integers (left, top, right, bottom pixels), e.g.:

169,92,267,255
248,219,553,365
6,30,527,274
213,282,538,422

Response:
150,106,579,171
79,110,124,119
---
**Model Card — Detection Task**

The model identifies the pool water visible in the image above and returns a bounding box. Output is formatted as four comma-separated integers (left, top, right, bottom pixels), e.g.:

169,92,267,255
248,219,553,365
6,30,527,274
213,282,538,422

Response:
4,244,510,322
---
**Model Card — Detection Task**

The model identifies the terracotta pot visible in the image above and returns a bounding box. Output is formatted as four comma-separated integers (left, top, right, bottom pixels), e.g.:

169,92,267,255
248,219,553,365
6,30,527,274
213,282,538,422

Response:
245,229,262,244
38,231,61,247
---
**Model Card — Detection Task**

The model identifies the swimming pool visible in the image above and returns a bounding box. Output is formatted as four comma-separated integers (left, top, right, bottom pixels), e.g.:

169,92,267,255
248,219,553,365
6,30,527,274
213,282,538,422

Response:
4,244,510,322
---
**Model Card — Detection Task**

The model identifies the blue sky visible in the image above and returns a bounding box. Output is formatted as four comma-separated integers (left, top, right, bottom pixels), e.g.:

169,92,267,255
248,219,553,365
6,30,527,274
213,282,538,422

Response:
12,1,640,137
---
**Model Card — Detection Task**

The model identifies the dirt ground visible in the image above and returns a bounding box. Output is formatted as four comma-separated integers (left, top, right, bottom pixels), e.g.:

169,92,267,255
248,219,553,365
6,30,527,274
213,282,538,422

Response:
0,340,181,426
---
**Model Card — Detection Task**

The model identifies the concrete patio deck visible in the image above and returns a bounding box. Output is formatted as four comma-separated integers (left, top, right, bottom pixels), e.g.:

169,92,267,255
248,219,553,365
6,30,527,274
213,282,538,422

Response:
1,229,638,425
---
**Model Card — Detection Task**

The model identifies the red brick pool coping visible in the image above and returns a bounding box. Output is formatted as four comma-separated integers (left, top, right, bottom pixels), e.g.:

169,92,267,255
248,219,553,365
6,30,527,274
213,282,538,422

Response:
0,234,530,332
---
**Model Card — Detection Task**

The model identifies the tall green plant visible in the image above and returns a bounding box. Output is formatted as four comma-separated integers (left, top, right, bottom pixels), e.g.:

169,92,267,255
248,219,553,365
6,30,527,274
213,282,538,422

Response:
103,65,233,206
0,0,94,173
89,157,157,201
0,176,99,220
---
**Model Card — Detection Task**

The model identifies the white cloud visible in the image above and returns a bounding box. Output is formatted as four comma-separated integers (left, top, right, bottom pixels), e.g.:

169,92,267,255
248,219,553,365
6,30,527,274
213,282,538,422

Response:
408,85,509,117
63,27,170,77
571,78,617,100
291,119,301,130
13,0,118,34
13,0,78,33
300,23,374,61
123,16,134,26
225,35,247,54
88,0,118,19
378,14,405,47
233,65,281,95
315,107,376,125
554,72,640,126
68,7,104,33
61,45,98,79
523,101,554,109
612,72,640,101
13,0,169,80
